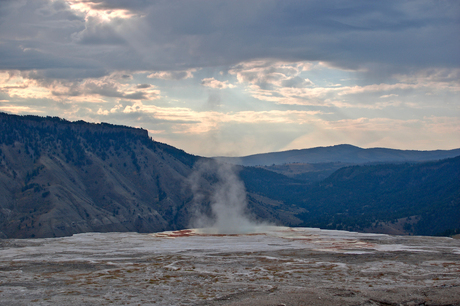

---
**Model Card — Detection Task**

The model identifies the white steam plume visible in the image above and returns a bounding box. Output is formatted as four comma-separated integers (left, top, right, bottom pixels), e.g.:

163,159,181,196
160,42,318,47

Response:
189,159,268,234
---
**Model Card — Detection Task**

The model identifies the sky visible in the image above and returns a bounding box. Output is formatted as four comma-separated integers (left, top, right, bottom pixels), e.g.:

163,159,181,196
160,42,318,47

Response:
0,0,459,157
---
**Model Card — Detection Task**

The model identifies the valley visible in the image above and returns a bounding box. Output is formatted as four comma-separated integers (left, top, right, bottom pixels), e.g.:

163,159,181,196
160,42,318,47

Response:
1,112,459,239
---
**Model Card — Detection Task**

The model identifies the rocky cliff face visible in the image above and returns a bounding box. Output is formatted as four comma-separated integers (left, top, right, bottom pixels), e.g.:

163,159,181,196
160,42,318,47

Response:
0,113,301,238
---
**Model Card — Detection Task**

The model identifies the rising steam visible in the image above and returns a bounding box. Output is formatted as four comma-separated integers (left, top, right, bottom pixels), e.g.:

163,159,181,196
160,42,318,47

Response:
188,159,267,234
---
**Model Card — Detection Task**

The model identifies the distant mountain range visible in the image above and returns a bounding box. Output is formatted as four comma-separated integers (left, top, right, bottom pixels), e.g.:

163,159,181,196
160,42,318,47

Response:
1,112,459,238
218,144,460,166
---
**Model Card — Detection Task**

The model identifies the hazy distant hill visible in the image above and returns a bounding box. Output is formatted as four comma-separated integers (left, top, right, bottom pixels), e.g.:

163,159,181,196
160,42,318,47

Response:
0,113,300,238
219,144,460,166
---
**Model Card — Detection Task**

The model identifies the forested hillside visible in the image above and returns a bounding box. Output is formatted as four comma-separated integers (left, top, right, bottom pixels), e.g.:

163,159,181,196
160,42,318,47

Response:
241,158,460,235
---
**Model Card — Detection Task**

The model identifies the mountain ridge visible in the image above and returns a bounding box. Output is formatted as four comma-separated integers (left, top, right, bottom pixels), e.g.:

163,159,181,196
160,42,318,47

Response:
1,112,459,238
218,144,460,166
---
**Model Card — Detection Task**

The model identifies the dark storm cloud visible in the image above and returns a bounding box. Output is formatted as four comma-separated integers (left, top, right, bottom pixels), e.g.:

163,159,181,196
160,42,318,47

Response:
0,0,458,79
126,0,459,70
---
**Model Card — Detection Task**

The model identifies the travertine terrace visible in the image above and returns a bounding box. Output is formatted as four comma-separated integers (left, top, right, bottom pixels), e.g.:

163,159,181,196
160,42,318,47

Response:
1,227,459,305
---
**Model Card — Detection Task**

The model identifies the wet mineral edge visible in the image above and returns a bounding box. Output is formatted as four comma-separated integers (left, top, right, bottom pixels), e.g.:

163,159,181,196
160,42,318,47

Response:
0,227,459,306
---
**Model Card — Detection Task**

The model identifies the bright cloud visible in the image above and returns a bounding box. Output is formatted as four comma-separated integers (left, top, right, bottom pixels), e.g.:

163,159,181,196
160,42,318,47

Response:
148,69,196,81
201,78,235,89
67,0,138,22
229,61,313,89
0,71,160,103
226,61,460,111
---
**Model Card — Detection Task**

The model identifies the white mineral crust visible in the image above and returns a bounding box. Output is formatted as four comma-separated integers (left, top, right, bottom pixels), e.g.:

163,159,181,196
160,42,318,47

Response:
0,227,459,305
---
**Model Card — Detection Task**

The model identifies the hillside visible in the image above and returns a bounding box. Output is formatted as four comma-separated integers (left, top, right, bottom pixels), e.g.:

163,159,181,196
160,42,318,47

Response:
1,112,458,239
240,157,460,236
219,144,460,166
0,113,300,238
257,162,354,182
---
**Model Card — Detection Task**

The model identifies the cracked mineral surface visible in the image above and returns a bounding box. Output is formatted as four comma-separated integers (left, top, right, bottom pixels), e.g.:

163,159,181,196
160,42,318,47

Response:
1,227,459,305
